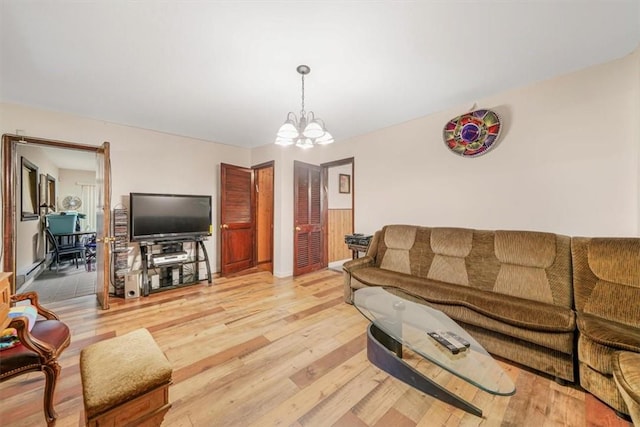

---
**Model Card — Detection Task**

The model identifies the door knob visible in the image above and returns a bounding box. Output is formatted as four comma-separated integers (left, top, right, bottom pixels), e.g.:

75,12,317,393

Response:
295,226,301,231
220,224,229,229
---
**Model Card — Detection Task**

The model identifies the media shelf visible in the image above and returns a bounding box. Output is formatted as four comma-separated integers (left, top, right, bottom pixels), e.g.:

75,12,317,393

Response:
139,237,212,296
112,208,129,297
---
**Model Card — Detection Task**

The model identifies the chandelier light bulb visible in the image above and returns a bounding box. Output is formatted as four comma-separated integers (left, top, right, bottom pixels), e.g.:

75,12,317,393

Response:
315,131,334,145
275,137,294,146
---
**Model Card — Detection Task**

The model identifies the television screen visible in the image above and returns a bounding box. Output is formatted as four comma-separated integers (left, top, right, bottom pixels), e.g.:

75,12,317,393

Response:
130,193,212,241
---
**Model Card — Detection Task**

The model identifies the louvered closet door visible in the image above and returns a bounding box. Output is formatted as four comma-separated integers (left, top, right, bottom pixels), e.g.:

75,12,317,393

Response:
294,161,324,276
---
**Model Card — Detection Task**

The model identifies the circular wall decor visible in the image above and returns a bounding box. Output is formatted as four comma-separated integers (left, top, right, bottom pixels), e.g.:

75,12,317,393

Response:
443,109,501,157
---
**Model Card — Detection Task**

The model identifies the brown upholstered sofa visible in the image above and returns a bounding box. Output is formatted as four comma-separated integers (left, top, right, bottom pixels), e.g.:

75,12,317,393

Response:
571,237,640,416
343,225,576,382
343,225,640,417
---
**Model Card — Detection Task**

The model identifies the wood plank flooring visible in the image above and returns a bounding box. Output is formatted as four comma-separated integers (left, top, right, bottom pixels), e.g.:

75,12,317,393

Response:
0,270,632,427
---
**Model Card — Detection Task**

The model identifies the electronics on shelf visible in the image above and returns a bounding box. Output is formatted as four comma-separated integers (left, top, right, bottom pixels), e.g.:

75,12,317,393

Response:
344,233,373,246
151,251,188,266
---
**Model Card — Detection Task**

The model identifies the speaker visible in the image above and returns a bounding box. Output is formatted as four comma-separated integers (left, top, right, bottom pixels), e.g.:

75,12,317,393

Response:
124,271,141,299
150,274,160,290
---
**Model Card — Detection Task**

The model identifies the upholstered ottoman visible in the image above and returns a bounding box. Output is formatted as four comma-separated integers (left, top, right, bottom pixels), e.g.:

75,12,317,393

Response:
80,328,173,426
613,351,640,425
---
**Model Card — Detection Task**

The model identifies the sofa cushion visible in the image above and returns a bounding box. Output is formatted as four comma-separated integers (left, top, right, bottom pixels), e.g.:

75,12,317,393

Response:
351,267,575,332
427,228,473,286
577,313,640,353
493,231,557,304
573,237,640,328
613,351,640,424
422,301,575,354
378,225,417,274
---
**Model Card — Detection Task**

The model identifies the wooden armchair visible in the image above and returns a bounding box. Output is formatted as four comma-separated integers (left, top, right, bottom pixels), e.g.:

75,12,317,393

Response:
0,291,71,426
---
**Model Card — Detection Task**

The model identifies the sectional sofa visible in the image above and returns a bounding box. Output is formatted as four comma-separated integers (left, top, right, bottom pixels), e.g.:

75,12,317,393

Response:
343,225,640,417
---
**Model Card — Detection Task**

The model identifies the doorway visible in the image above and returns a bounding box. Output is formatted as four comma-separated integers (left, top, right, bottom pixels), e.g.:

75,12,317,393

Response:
292,157,354,277
322,158,354,268
2,134,112,309
219,161,274,276
19,144,98,304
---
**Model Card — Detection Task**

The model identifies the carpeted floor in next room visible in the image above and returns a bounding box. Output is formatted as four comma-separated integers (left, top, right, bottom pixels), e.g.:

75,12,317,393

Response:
18,262,97,304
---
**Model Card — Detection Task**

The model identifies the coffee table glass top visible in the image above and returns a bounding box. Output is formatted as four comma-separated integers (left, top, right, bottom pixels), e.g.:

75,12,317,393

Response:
353,287,515,396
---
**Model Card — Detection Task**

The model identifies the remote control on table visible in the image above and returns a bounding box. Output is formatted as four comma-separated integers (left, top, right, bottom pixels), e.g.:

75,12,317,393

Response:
439,331,471,349
426,331,460,354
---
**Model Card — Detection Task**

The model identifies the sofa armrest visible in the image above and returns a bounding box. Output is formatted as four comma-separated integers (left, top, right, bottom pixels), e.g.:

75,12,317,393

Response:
343,255,375,272
343,255,375,304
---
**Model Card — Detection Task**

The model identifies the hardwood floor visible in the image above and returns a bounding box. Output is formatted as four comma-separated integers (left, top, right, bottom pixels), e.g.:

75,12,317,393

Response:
0,270,632,427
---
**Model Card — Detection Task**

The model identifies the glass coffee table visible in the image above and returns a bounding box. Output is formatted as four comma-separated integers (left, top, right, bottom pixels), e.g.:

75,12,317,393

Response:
353,287,515,416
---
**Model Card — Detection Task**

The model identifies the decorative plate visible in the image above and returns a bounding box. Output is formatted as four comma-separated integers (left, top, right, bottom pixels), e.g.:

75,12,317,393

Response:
443,109,501,157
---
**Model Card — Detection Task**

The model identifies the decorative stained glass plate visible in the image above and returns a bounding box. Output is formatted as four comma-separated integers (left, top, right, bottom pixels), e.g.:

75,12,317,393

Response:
443,109,501,157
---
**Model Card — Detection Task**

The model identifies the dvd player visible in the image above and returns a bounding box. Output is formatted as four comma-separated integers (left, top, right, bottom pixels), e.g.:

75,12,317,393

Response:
152,251,188,265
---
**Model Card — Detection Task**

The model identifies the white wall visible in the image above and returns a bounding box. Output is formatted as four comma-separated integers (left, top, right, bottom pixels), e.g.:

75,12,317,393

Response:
327,164,353,209
1,103,251,274
15,144,60,272
253,47,640,277
58,169,96,210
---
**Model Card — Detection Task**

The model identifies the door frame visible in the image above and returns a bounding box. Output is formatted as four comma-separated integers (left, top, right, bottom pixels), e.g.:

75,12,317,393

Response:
252,160,274,273
320,157,355,265
1,134,108,297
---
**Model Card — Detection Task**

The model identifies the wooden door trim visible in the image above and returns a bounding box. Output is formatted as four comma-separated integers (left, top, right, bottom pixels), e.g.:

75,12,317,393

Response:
252,161,274,273
1,134,103,293
320,157,355,266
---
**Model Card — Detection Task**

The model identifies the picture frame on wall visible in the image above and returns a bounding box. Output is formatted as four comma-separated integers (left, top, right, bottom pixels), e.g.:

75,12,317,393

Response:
339,174,351,194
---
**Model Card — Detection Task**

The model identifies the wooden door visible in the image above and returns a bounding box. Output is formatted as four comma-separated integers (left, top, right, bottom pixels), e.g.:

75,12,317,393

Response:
95,142,111,310
220,163,255,275
293,161,324,276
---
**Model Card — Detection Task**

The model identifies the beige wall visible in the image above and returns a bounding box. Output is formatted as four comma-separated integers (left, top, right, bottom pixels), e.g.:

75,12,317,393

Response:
1,48,638,279
58,168,96,210
327,164,353,210
1,104,251,274
15,144,60,273
252,47,640,277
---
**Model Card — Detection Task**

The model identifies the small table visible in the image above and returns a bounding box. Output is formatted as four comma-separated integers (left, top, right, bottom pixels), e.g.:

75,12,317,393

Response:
347,243,369,259
353,287,515,416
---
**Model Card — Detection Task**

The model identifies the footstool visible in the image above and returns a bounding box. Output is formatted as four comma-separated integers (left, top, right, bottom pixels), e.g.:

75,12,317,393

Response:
613,351,640,425
80,328,173,426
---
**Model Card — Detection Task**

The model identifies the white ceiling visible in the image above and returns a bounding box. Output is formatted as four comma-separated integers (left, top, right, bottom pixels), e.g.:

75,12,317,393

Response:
1,1,639,149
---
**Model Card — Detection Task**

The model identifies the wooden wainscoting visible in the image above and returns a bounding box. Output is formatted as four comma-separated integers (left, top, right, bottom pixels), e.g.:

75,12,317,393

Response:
328,208,352,262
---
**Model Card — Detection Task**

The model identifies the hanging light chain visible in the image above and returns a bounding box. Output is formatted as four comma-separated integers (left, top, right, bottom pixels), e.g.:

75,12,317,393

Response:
300,72,305,116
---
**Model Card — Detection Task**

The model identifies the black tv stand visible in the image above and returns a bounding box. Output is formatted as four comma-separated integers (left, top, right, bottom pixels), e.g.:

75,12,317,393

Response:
139,237,212,296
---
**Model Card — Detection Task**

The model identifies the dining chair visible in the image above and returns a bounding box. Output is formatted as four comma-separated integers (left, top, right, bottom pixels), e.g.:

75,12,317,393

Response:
45,228,86,272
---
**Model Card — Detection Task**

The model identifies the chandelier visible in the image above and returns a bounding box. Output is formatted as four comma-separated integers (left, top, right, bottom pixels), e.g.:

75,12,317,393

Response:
275,65,334,148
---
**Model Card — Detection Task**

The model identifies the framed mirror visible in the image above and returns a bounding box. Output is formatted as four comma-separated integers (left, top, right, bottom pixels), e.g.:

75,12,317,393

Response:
47,175,56,211
38,173,57,213
21,156,39,221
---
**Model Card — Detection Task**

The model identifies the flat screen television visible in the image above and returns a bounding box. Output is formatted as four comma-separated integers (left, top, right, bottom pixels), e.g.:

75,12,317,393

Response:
129,192,212,242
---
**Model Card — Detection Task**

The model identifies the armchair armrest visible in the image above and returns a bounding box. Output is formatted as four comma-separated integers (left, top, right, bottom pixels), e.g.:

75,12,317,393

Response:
11,292,59,321
8,315,56,359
